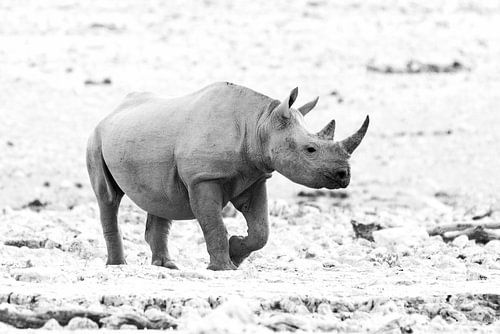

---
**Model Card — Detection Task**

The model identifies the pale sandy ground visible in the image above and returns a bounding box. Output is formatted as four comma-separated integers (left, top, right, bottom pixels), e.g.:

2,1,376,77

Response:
1,0,500,332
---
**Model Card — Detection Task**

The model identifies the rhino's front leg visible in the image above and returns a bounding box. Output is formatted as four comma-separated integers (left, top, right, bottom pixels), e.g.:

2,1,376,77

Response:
189,181,236,271
229,179,269,267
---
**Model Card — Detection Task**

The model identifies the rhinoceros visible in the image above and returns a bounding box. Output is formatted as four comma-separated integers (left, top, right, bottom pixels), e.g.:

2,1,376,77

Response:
86,82,369,270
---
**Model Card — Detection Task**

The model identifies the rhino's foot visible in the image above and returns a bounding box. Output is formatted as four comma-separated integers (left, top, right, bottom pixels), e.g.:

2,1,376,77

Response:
229,235,250,268
151,257,178,270
229,255,247,268
207,260,237,271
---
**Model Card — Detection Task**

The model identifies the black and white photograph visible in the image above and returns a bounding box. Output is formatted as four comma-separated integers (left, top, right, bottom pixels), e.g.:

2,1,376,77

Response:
1,0,499,332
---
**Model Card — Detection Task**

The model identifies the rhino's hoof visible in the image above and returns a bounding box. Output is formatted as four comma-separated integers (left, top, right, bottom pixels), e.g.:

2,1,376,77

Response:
106,258,127,265
207,261,237,271
152,258,179,270
229,256,245,268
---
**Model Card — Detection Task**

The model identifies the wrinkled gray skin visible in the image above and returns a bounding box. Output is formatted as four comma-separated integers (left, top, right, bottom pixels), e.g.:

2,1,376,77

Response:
86,82,369,270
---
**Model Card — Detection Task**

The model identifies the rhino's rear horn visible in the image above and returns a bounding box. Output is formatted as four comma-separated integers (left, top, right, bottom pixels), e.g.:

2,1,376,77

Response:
339,115,370,154
317,119,336,140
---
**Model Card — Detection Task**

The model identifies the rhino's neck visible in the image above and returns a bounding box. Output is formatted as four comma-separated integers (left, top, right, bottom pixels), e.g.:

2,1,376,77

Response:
251,99,280,174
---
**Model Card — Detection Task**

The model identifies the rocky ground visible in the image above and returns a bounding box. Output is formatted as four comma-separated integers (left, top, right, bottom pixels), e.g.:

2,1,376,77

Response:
1,0,500,332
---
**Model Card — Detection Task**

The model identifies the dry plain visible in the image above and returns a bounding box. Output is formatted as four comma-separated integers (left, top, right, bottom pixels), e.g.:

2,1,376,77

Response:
1,0,500,332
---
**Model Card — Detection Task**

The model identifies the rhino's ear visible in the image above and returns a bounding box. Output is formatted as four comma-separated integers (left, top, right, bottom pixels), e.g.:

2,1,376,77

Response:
274,87,298,119
288,87,298,107
298,96,319,116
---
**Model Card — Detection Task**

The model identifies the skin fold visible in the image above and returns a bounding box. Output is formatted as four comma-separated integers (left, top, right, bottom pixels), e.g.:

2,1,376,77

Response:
86,82,369,270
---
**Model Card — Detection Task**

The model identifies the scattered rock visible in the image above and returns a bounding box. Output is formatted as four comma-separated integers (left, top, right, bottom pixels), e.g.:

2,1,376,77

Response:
89,23,119,31
317,303,332,315
468,305,496,323
262,313,311,332
297,190,349,199
84,78,112,85
21,199,48,212
144,307,164,322
484,240,500,253
367,59,469,74
471,207,493,221
351,220,383,242
4,238,61,249
452,235,468,248
120,324,138,329
66,317,99,330
42,318,63,330
277,297,310,314
100,295,125,307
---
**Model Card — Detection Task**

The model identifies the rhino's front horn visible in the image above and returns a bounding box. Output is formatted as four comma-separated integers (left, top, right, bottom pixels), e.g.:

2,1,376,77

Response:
339,115,370,154
317,119,336,140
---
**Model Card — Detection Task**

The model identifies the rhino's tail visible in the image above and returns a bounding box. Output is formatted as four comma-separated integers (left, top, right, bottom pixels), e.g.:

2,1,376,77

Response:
86,128,123,205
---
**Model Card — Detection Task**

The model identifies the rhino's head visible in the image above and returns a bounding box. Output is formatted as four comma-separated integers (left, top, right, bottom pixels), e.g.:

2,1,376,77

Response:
261,88,369,189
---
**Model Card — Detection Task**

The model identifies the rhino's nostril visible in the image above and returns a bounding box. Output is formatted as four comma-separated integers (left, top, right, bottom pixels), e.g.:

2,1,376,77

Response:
335,169,349,179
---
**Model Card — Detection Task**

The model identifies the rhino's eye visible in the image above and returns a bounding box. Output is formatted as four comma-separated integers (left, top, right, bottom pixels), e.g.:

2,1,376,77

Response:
306,146,317,153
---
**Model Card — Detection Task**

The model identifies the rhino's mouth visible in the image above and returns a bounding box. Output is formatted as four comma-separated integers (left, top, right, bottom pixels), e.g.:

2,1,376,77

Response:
322,174,349,189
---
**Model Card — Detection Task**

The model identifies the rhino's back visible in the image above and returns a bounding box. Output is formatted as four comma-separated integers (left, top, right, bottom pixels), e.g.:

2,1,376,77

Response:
98,82,272,219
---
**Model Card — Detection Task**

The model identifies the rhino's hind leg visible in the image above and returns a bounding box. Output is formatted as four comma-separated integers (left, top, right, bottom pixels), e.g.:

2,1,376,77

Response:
86,131,126,265
145,214,178,269
229,179,269,267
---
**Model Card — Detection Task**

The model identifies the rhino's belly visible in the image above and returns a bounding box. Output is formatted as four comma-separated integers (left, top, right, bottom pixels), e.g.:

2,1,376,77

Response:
106,159,194,220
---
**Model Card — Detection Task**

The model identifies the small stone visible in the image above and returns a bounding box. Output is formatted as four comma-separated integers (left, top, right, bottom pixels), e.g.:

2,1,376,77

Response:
262,313,311,332
452,235,468,248
322,260,340,269
42,318,63,330
144,307,164,321
317,303,332,315
66,317,98,330
485,240,500,254
468,305,495,323
44,239,61,249
304,245,322,259
100,295,125,307
120,324,138,330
